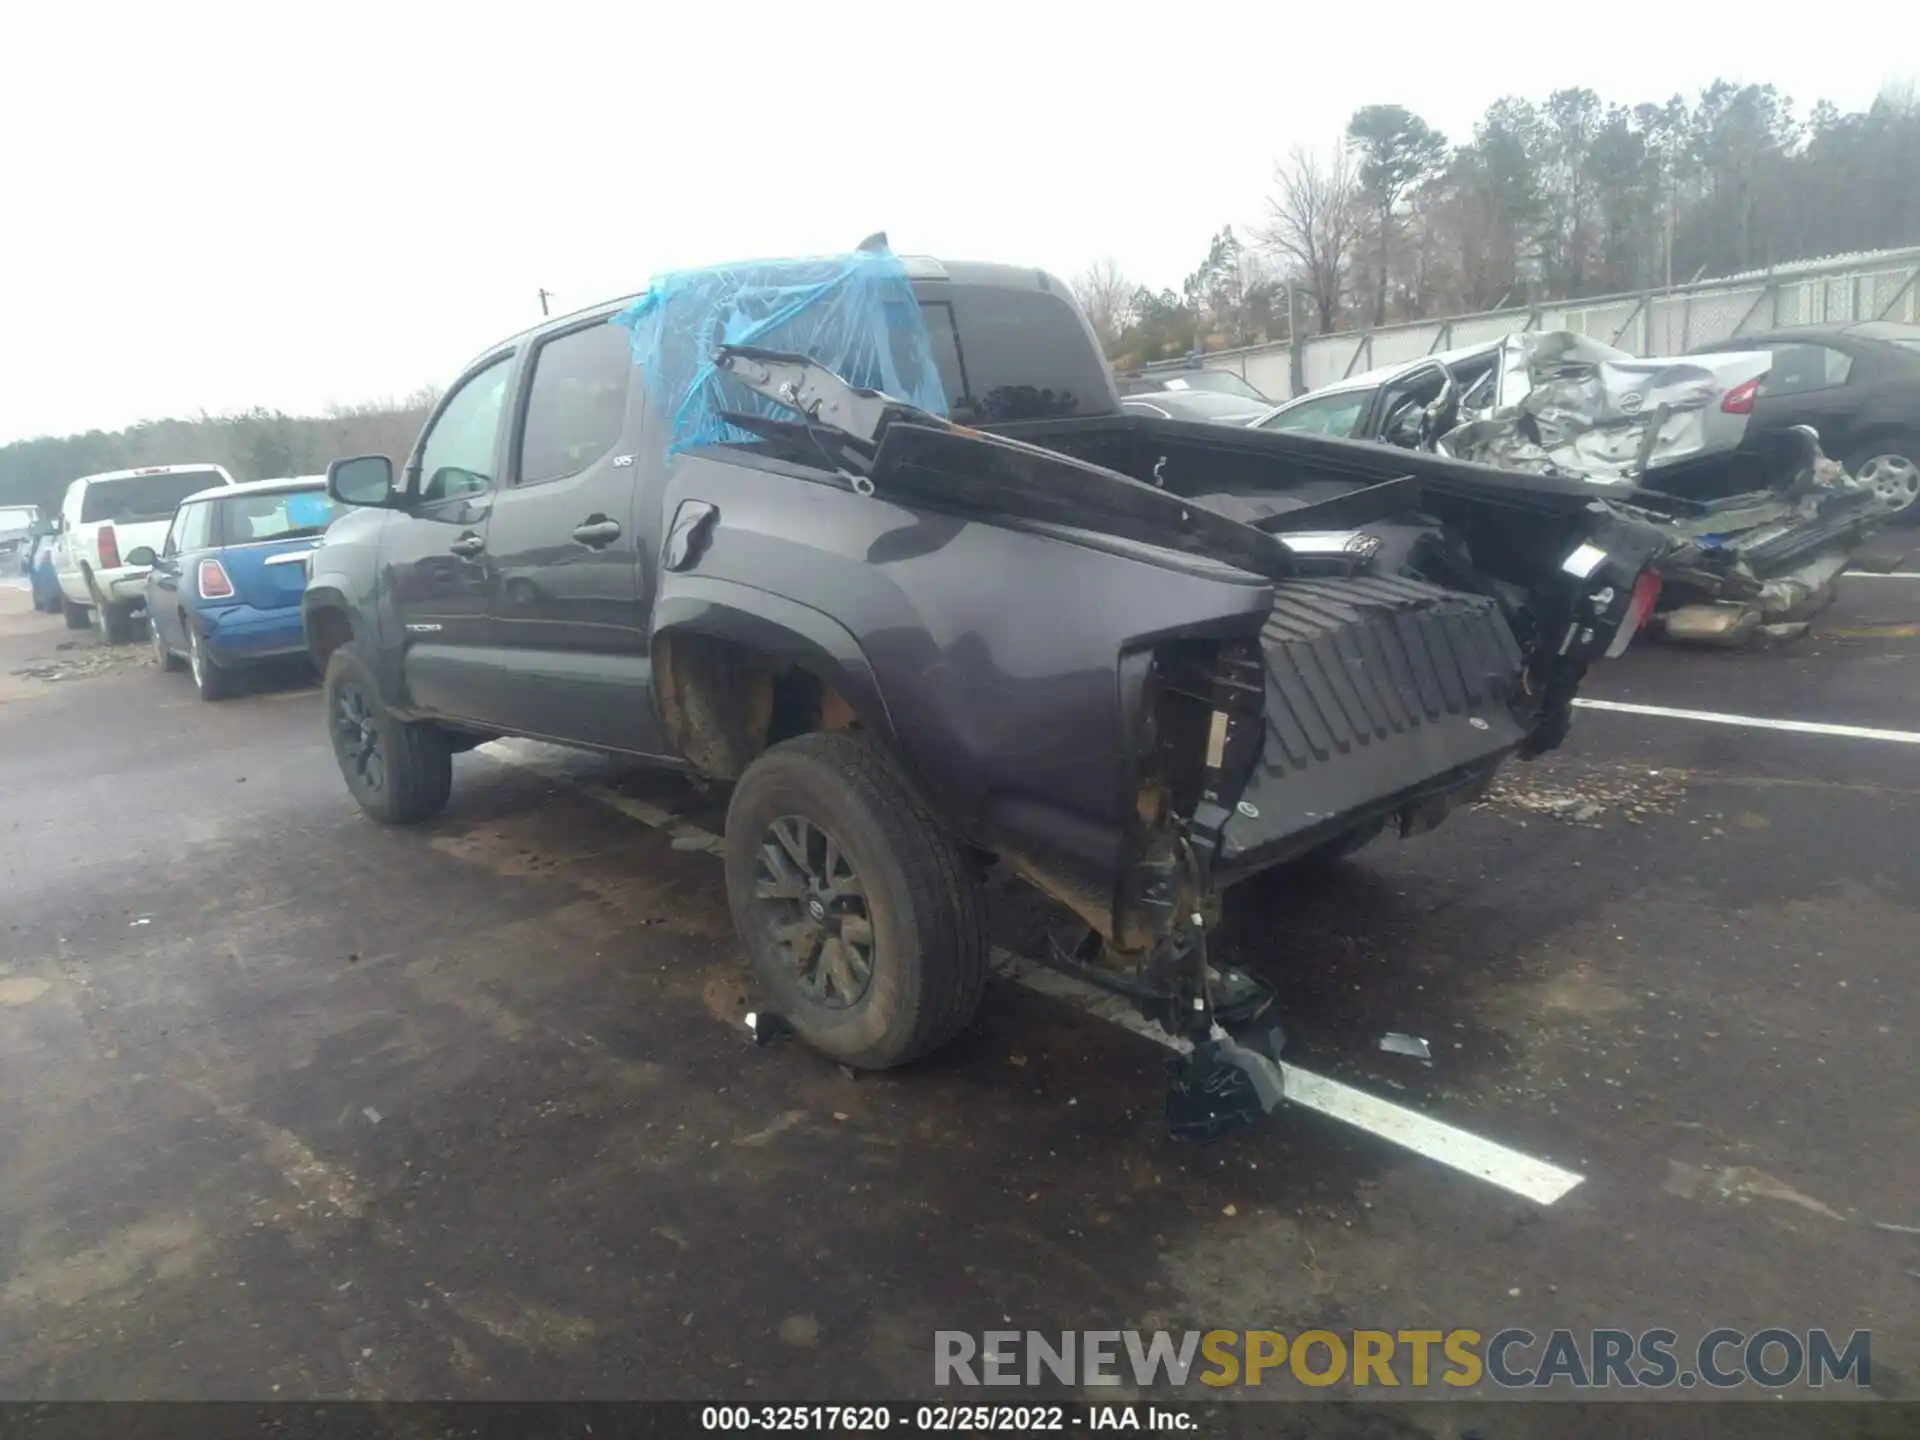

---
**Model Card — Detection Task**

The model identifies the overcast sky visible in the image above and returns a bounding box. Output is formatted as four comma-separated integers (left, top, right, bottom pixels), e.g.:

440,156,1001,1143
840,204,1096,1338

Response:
1,0,1906,444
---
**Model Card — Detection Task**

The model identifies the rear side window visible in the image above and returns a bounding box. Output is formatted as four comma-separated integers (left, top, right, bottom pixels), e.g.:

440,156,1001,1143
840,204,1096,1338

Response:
220,489,341,543
80,470,226,524
1762,343,1852,395
517,321,633,485
920,286,1114,424
174,502,214,552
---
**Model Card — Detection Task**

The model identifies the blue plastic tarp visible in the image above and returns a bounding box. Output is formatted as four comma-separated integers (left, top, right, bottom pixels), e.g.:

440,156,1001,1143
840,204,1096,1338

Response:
612,249,948,455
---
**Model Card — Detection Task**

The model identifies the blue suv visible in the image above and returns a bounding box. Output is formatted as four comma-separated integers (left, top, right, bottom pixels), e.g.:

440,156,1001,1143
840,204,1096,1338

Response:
129,476,341,700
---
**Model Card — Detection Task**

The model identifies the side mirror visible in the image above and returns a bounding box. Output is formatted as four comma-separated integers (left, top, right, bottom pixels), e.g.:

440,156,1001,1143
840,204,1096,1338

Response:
123,545,158,568
328,455,397,508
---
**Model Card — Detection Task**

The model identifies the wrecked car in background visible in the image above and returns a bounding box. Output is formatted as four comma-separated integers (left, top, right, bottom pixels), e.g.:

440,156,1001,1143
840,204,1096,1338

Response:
1250,332,1894,645
305,246,1669,1143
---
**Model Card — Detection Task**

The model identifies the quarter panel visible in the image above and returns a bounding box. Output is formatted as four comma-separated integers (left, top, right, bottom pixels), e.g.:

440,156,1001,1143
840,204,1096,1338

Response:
654,451,1274,857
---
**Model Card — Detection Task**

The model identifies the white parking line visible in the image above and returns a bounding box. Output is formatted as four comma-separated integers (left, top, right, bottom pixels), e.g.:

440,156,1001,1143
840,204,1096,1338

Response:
476,738,1587,1206
1573,698,1920,746
991,951,1583,1205
1844,571,1920,579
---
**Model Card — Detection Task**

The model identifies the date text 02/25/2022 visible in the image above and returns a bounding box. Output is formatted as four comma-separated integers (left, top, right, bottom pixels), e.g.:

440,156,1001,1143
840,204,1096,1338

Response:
699,1404,1194,1431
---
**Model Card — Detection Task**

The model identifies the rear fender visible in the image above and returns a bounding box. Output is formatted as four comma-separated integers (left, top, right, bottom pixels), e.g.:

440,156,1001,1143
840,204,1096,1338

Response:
648,576,899,777
300,578,377,686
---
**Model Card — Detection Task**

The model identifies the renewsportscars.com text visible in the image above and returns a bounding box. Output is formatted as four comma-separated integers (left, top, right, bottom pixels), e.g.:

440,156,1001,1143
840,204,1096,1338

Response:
934,1328,1870,1391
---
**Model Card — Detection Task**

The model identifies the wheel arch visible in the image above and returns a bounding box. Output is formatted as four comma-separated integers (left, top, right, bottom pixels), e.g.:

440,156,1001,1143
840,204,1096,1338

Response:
302,586,356,668
649,579,899,783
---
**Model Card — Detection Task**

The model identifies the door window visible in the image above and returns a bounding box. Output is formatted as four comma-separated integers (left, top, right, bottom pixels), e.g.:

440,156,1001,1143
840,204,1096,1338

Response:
1258,390,1373,437
416,357,512,504
516,321,634,485
1762,344,1852,396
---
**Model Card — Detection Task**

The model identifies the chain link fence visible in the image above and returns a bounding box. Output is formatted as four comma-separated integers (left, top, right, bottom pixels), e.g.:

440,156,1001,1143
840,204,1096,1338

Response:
1177,249,1920,406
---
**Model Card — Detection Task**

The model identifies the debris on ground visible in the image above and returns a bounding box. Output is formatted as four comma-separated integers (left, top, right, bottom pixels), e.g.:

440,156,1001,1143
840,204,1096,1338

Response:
11,645,150,684
1480,760,1690,827
745,1011,793,1047
1378,1032,1432,1061
1663,1161,1851,1222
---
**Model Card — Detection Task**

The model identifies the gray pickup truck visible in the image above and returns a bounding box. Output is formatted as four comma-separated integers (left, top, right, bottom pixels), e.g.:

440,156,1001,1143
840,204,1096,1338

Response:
304,250,1669,1138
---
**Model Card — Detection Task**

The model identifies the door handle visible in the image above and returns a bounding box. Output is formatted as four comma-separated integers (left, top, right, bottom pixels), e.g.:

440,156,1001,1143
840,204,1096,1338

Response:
571,518,622,547
448,533,485,558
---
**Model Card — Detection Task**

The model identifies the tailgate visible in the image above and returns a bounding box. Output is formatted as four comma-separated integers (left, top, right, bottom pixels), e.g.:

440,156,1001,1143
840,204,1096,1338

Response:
1212,574,1527,873
108,519,171,566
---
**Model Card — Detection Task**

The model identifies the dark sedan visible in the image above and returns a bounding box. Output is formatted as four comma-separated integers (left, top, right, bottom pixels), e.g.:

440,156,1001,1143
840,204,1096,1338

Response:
1119,389,1271,426
1690,321,1920,515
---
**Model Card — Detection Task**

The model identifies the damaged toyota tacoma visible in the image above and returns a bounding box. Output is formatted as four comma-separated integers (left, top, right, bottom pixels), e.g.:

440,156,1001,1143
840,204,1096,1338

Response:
304,249,1669,1139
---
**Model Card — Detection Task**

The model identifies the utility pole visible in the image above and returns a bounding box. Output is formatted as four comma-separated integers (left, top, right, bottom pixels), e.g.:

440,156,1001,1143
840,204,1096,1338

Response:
538,288,553,317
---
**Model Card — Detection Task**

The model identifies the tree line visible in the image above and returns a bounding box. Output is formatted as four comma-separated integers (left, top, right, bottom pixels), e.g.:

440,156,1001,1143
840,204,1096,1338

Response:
1076,79,1920,369
0,394,438,516
7,76,1916,496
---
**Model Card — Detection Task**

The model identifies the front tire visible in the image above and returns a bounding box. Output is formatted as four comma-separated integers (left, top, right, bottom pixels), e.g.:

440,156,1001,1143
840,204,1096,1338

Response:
724,732,988,1070
323,647,453,825
152,619,186,673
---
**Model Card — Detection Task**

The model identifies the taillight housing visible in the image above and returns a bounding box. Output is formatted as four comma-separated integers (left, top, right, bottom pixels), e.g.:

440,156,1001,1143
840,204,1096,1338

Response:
97,524,120,570
197,558,235,600
1605,570,1663,658
1721,377,1761,414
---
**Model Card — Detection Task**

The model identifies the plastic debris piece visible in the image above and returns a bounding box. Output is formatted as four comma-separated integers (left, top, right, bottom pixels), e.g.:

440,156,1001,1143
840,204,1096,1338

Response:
612,248,948,456
1378,1032,1433,1061
745,1011,793,1048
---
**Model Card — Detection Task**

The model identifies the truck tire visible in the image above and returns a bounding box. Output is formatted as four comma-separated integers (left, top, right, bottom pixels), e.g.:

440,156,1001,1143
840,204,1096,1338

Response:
323,647,453,825
61,595,89,630
725,731,988,1070
86,577,132,645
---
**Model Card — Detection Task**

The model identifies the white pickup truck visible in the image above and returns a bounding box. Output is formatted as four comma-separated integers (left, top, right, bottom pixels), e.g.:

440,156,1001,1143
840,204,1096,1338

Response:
54,464,237,642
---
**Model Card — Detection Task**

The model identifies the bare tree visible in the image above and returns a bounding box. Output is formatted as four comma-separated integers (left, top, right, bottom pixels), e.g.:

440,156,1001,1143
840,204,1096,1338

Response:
1256,144,1360,333
1070,258,1135,355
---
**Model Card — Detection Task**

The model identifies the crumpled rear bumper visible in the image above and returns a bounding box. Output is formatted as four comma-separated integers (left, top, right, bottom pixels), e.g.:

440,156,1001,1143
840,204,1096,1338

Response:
1633,476,1889,627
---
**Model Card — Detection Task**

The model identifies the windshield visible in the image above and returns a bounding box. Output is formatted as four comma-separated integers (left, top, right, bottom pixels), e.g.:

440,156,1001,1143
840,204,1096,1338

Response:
219,487,341,543
80,470,226,524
